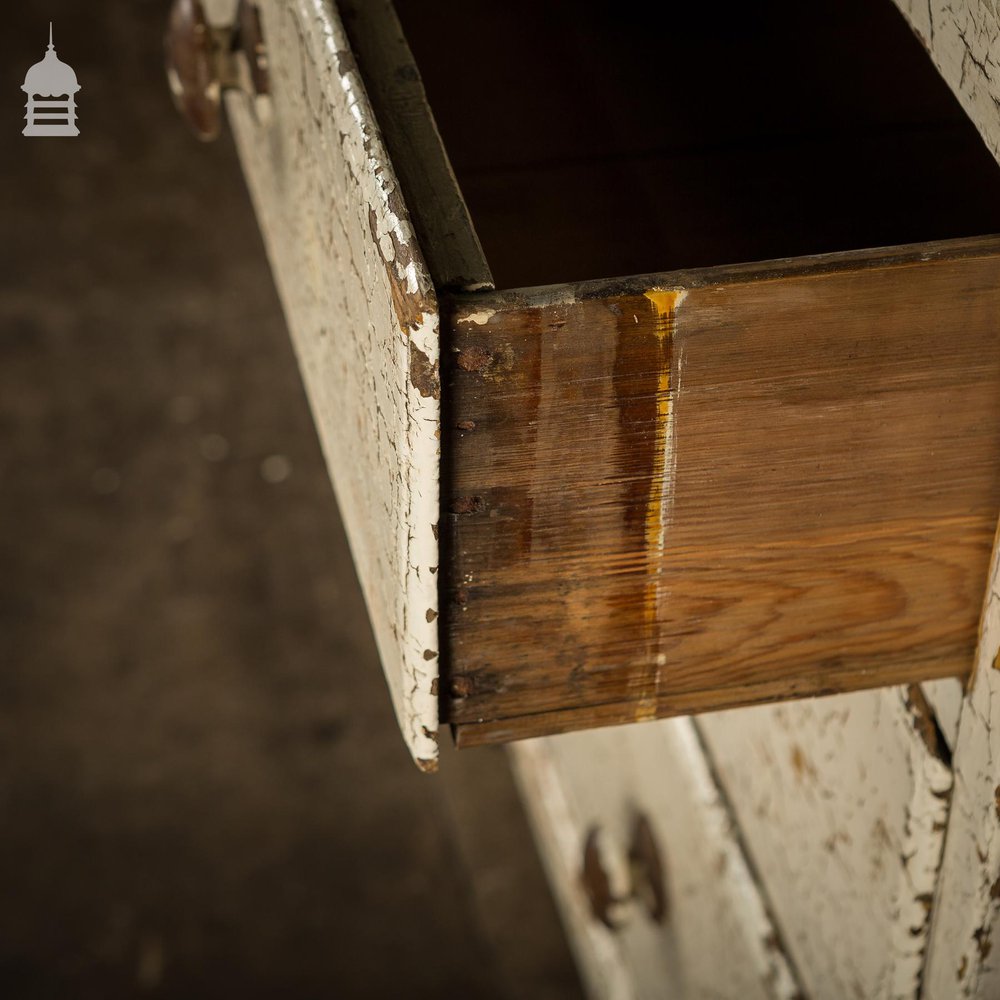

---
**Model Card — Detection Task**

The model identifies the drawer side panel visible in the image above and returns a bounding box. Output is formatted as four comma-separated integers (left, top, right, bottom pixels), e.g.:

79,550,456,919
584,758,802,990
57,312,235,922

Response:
445,238,1000,745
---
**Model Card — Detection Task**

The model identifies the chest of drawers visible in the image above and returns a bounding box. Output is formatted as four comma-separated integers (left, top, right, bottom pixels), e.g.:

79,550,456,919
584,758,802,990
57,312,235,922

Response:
184,0,1000,994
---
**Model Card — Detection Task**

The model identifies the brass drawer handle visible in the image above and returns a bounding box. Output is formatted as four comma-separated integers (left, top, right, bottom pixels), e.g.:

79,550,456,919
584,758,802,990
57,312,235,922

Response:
165,0,270,141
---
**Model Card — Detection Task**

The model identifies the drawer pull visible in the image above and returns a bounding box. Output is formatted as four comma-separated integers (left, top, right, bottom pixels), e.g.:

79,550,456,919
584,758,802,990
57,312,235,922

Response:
581,815,668,929
165,0,270,141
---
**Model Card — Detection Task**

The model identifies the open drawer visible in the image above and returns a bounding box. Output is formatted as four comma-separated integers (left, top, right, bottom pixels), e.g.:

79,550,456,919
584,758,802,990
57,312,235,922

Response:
202,0,1000,764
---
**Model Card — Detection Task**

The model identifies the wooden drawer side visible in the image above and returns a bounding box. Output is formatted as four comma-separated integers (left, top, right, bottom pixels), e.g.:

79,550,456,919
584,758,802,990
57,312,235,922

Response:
444,237,1000,746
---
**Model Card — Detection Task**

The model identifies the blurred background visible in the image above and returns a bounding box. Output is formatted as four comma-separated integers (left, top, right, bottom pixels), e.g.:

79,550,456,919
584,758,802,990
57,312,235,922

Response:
0,2,579,997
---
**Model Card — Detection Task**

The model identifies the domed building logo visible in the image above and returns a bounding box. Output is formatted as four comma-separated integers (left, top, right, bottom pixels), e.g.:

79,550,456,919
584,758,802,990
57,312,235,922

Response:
22,24,80,137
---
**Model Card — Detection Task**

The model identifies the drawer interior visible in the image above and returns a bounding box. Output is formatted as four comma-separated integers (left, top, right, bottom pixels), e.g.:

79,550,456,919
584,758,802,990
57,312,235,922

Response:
392,0,1000,289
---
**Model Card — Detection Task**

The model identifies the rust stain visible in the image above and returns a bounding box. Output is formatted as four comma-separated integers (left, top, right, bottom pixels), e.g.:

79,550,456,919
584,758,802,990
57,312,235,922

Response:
450,675,474,698
456,345,492,372
454,340,515,381
450,495,484,515
408,343,440,399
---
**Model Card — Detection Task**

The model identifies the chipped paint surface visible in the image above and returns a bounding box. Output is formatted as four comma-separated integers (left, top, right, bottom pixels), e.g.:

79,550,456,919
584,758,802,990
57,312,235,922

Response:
880,8,1000,990
458,308,497,326
922,538,1000,997
698,685,952,998
893,0,1000,162
217,0,439,765
512,720,801,1000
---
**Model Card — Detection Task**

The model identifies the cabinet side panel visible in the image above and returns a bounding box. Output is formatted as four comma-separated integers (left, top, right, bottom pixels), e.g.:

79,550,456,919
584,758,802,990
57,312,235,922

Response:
222,0,440,765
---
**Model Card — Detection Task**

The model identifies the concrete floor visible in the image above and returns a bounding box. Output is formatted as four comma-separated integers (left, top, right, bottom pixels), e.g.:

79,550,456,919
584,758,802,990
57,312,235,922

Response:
0,3,579,997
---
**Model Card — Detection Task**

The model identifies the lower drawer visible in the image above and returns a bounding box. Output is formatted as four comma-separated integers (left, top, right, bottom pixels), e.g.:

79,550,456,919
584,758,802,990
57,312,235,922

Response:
514,682,953,999
511,721,800,999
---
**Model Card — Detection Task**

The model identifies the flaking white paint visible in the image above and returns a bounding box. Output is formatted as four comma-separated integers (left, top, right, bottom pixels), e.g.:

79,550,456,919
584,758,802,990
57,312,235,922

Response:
698,686,952,998
922,540,1000,997
221,0,440,765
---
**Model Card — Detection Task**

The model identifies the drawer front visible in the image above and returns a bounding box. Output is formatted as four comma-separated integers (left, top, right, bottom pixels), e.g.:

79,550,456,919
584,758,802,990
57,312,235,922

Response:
511,722,801,1000
698,686,953,998
516,685,954,999
209,0,441,766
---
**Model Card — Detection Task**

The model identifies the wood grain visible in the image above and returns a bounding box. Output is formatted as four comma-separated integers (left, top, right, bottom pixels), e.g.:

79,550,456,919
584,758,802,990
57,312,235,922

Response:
444,237,1000,745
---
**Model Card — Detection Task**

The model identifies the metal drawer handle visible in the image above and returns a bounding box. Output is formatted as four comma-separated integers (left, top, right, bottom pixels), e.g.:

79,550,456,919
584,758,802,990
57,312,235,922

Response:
581,814,668,930
165,0,270,141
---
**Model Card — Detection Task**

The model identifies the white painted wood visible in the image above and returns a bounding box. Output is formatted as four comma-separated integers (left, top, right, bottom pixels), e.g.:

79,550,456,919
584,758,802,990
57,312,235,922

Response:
216,0,440,766
892,0,1000,161
697,687,953,999
921,540,1000,997
871,9,1000,993
511,720,802,1000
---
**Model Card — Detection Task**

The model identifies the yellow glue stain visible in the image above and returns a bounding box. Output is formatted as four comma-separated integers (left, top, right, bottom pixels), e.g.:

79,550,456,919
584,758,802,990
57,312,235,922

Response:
636,288,686,721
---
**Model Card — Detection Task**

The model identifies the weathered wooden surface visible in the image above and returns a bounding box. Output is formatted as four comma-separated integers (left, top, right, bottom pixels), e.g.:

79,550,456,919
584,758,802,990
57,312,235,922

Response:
444,238,1000,746
217,0,440,766
893,0,1000,162
511,721,801,1000
698,687,952,998
921,537,1000,996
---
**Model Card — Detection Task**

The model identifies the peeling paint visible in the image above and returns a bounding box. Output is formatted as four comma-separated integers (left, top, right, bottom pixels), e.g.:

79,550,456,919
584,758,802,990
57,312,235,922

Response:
226,0,440,766
408,342,440,399
700,684,954,998
458,308,497,326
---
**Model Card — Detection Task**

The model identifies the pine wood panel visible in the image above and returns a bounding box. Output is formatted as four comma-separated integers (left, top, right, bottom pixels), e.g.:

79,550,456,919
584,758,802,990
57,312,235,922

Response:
444,237,1000,746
